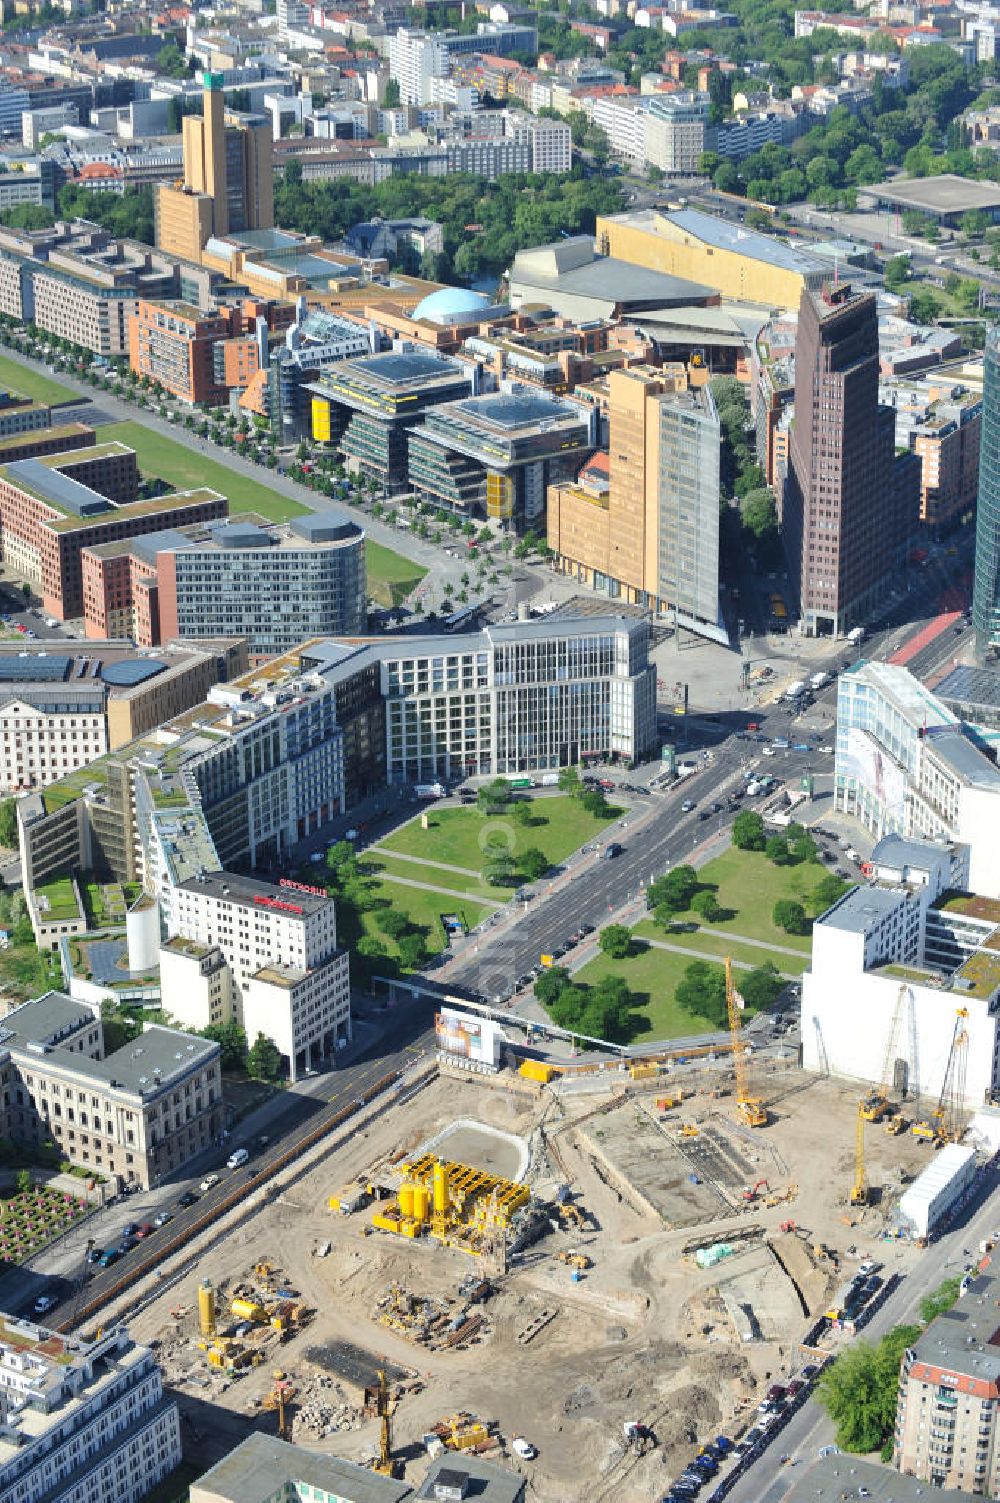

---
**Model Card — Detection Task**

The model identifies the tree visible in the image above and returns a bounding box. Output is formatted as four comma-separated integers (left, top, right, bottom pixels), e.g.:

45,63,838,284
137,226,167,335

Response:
676,960,728,1029
691,890,722,922
558,765,581,794
478,779,511,814
326,840,353,873
739,963,784,1011
511,798,533,826
376,909,410,940
648,865,698,913
156,42,190,78
598,923,631,959
520,847,549,881
919,1276,962,1324
740,488,778,538
398,933,428,969
811,873,850,912
202,1020,248,1071
580,789,609,818
908,288,942,324
817,1325,921,1453
765,834,790,864
883,254,910,290
0,798,15,848
383,77,401,107
534,965,570,1005
773,899,810,935
791,832,818,863
484,851,516,886
15,1168,31,1195
247,1031,283,1081
733,810,766,851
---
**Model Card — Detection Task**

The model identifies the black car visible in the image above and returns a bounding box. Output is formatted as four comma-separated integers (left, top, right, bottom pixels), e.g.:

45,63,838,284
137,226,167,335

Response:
711,801,723,813
178,1190,199,1208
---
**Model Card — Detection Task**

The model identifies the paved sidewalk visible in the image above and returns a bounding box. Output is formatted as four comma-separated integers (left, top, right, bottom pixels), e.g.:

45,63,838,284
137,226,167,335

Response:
640,927,808,960
369,870,501,905
637,934,802,980
369,847,487,880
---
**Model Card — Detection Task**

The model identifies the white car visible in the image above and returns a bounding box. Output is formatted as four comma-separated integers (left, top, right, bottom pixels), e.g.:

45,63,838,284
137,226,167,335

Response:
819,745,834,754
32,1295,57,1316
761,746,775,757
199,1173,220,1192
511,1438,536,1460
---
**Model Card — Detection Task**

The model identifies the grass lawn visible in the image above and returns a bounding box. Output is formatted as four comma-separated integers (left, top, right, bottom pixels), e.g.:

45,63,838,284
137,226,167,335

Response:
35,877,79,921
100,422,308,523
0,941,62,1001
656,847,831,954
359,878,492,963
366,851,507,902
634,925,809,977
366,539,428,607
0,354,74,406
572,943,724,1042
379,796,619,877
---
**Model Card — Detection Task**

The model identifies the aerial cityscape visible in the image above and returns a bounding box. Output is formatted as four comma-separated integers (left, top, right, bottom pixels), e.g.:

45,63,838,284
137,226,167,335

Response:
0,0,997,1501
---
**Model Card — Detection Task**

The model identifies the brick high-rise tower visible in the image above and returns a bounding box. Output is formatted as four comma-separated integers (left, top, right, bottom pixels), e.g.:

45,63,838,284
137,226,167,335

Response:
782,283,911,637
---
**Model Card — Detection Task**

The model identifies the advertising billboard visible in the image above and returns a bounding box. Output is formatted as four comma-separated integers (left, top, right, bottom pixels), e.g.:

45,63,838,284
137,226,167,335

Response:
435,1008,500,1067
838,727,908,825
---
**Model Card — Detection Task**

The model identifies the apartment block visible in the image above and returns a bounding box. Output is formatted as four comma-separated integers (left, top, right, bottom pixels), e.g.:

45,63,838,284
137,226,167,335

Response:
160,870,351,1080
0,441,227,620
0,990,222,1189
894,1270,1000,1492
0,1318,181,1503
0,638,247,794
547,366,724,639
882,375,981,531
644,90,709,173
129,299,239,407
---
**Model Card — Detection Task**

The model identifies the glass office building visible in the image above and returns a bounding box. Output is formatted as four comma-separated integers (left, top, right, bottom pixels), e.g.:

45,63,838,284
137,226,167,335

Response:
974,324,1000,657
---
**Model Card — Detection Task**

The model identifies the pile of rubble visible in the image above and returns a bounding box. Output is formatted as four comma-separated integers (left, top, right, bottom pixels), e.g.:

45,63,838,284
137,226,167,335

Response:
291,1373,365,1440
374,1281,493,1351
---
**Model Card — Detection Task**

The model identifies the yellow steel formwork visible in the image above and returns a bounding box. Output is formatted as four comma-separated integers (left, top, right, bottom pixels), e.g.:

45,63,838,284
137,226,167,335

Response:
369,1155,530,1256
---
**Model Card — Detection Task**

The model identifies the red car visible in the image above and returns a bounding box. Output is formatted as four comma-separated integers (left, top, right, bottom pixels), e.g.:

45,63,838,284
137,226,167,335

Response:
135,1223,155,1239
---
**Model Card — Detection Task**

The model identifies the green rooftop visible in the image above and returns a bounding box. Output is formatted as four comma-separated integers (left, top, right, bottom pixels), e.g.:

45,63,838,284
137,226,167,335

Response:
47,487,225,533
34,876,81,923
41,756,111,813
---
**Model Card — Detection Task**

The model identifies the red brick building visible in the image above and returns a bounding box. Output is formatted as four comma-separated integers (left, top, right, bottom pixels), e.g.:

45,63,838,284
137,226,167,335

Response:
128,297,297,406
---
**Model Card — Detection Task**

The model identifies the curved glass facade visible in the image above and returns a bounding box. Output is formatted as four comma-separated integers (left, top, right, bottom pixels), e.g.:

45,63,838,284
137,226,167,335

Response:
974,325,1000,655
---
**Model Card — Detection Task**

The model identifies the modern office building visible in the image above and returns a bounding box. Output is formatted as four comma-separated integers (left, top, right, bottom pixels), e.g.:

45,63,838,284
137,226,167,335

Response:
0,1317,181,1503
17,615,655,897
974,324,1000,658
161,870,351,1080
191,1434,410,1503
644,91,709,173
800,834,1000,1105
83,515,366,658
156,73,273,264
128,299,243,407
0,440,227,620
308,348,473,491
894,1268,1000,1491
882,376,982,532
835,659,1000,898
408,387,594,528
0,638,247,793
595,206,827,311
0,991,222,1188
547,367,724,640
781,284,914,636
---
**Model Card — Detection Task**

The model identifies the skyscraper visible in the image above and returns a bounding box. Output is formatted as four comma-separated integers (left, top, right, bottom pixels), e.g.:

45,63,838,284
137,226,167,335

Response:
973,324,1000,658
156,73,273,263
782,283,910,637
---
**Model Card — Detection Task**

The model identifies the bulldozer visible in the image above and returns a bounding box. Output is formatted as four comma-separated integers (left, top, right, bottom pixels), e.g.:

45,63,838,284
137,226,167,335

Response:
556,1250,591,1270
679,1123,700,1138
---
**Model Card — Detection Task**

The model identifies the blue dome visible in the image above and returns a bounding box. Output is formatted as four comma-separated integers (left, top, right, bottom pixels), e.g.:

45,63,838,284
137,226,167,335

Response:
412,287,491,324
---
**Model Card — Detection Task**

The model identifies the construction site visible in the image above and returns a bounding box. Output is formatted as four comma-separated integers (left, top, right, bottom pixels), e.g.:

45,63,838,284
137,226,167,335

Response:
110,963,957,1503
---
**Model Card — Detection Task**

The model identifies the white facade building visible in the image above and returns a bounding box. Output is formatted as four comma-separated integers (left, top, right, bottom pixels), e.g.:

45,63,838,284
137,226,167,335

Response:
160,871,351,1079
0,1319,180,1503
645,91,709,173
835,660,1000,898
800,835,1000,1108
387,29,449,106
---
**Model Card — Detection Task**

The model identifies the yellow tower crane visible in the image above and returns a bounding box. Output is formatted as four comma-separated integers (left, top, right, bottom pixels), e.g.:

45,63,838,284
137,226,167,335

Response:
936,1007,969,1144
850,1100,868,1206
372,1368,404,1479
726,957,767,1128
862,983,910,1122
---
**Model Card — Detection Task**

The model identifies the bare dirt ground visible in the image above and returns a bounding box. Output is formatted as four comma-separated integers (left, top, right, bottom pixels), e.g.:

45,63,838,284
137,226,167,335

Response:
128,1064,932,1502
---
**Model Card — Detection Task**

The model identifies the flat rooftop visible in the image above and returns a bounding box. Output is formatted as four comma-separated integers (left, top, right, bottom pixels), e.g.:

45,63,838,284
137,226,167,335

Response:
923,724,1000,788
863,173,1000,214
909,1269,1000,1381
784,1450,979,1503
934,892,1000,924
191,1433,411,1503
842,659,958,729
819,884,906,934
177,869,331,919
601,206,825,275
935,663,1000,712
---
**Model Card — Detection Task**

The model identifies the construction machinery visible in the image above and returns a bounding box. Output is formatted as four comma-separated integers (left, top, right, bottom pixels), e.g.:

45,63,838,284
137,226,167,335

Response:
850,1101,868,1207
912,1008,969,1145
263,1371,297,1441
862,984,912,1122
679,1123,700,1138
741,1179,769,1203
726,958,767,1128
369,1368,404,1479
555,1249,591,1269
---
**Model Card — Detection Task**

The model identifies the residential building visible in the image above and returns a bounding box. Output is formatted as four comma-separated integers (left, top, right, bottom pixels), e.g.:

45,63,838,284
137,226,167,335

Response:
415,1456,527,1502
0,441,227,620
0,422,95,467
21,102,78,148
0,392,59,440
711,106,803,160
156,73,273,264
547,367,724,640
191,1433,410,1503
644,90,709,172
129,299,254,408
835,659,1000,898
881,376,982,531
160,870,351,1080
0,1317,181,1503
387,26,537,105
84,515,366,658
407,386,594,528
0,638,247,793
974,324,1000,659
308,346,473,490
595,206,827,311
786,1454,976,1503
894,1268,1000,1491
781,284,915,636
0,991,222,1188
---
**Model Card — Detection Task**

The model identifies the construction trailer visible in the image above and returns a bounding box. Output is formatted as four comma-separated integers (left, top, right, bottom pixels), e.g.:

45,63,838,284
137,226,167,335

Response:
898,1144,977,1241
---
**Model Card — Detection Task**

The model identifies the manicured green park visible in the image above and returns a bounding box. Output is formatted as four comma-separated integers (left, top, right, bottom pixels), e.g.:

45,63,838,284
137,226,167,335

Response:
0,354,74,406
573,944,720,1040
378,795,619,877
367,851,507,901
357,878,493,964
649,846,833,953
365,541,428,606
